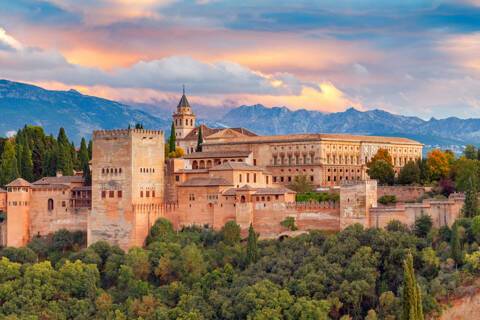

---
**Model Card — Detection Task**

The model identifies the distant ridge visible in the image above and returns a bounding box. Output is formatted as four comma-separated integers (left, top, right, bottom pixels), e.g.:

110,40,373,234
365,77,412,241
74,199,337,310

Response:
0,79,478,151
0,79,169,142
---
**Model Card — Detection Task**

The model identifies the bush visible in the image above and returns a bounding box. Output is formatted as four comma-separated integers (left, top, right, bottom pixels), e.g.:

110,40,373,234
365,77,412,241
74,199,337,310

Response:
296,192,339,203
378,195,397,205
280,217,298,231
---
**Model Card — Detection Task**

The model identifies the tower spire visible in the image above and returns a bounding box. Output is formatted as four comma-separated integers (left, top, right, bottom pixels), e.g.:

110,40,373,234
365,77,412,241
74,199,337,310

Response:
182,84,185,95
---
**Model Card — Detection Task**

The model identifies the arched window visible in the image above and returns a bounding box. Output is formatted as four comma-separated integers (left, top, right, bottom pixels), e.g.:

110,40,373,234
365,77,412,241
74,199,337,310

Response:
192,161,198,169
240,195,246,203
48,199,54,211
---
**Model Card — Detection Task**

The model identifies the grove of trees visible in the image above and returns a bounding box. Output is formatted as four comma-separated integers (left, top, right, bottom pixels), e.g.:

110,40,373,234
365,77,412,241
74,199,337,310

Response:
1,216,479,319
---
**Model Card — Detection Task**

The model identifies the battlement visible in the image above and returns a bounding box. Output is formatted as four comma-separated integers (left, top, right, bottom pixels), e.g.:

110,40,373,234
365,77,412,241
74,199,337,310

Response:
93,128,164,139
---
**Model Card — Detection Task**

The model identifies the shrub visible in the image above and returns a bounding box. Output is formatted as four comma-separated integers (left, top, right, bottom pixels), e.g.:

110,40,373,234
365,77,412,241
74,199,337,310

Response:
378,195,397,205
280,217,298,231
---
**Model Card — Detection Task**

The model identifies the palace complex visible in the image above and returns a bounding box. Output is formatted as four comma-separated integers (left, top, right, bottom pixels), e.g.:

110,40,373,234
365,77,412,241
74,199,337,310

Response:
0,92,464,250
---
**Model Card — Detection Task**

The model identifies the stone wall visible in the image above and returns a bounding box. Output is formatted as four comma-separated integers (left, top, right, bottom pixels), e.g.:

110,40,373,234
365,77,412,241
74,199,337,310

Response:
378,186,426,203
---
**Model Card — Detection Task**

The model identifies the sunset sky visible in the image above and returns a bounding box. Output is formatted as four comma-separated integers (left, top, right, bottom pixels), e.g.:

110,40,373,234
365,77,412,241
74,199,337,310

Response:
1,0,480,118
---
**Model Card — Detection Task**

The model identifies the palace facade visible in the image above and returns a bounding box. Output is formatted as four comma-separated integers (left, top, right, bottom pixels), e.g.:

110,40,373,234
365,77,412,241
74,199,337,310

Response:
1,91,462,251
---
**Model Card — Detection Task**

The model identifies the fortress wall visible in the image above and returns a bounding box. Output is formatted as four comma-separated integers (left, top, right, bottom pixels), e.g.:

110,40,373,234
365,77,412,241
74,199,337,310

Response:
377,186,426,203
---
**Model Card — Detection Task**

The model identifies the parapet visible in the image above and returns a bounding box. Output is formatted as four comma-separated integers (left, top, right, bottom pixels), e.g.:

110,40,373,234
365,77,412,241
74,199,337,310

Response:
93,128,164,139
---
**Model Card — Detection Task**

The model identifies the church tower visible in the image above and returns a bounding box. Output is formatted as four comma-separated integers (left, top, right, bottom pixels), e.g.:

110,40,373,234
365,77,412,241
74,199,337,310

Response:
172,86,196,140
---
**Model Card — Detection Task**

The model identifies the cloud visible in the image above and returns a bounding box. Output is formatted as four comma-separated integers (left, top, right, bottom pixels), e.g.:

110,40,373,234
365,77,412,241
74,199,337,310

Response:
0,28,23,51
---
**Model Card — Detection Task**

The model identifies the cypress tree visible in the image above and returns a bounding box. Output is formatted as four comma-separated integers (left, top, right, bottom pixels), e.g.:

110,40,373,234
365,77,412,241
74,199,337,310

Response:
462,177,479,218
56,128,73,176
450,222,463,266
196,126,203,152
169,121,176,153
21,142,34,182
0,140,20,186
78,138,91,186
88,140,93,159
402,252,423,320
246,224,258,265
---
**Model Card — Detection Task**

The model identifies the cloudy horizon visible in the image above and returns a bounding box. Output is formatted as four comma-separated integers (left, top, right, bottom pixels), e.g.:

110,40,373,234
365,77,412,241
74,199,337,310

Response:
1,0,480,119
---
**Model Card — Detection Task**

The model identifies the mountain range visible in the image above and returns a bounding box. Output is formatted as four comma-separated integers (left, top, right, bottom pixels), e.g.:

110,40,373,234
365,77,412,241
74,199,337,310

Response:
0,79,478,152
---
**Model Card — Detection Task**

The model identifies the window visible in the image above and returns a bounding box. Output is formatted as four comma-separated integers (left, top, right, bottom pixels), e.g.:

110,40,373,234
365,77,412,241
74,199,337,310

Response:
146,191,150,197
109,191,114,198
266,176,269,184
48,199,54,211
117,190,122,198
247,173,250,183
62,201,66,207
152,190,155,197
175,175,180,182
275,195,279,200
101,191,106,199
140,191,143,198
254,173,257,183
239,174,242,183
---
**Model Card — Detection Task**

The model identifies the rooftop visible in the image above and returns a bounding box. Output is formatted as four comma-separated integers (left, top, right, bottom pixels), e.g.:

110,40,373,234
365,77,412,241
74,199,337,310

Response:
183,125,257,141
6,178,32,188
209,162,265,171
33,176,84,185
0,187,6,193
183,150,252,159
180,177,233,187
204,133,422,146
223,186,295,196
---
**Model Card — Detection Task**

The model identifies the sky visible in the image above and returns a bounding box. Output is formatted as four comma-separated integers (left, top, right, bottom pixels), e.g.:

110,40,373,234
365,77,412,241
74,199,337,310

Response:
1,0,480,119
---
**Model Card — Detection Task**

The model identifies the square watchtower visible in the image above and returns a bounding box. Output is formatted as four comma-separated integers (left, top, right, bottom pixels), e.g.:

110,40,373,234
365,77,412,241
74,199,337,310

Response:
89,128,165,249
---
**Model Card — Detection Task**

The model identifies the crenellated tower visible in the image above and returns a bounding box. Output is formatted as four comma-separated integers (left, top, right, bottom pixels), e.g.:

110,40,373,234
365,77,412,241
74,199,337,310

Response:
172,86,196,140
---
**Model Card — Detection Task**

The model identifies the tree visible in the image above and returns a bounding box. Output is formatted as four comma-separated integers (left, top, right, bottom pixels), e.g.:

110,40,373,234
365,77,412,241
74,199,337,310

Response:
56,128,73,176
453,157,480,192
414,214,433,238
196,126,203,152
288,175,314,193
88,140,93,159
462,177,479,218
20,142,34,182
426,149,450,181
369,148,393,165
398,161,420,185
135,123,144,129
367,160,395,185
169,121,176,153
464,144,477,160
281,217,298,231
78,138,91,185
0,140,19,186
246,224,258,265
450,222,463,266
221,221,241,245
402,252,424,320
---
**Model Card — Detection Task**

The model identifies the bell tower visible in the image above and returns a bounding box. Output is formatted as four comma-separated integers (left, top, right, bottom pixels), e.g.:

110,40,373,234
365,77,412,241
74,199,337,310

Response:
172,86,196,140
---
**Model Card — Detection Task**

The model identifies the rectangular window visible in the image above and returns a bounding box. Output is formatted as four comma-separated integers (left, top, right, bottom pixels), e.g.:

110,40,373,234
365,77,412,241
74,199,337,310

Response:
146,191,150,197
140,191,143,198
117,190,122,198
253,159,257,165
175,175,180,182
253,173,257,183
101,191,106,198
62,201,66,207
266,176,269,184
152,190,155,197
109,191,114,198
247,173,250,183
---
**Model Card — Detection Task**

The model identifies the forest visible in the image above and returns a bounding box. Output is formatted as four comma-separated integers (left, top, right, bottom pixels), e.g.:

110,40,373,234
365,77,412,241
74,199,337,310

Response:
0,215,479,319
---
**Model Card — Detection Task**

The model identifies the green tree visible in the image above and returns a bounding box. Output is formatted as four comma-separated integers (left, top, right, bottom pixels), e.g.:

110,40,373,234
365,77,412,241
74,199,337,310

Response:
464,144,477,160
78,138,91,185
367,160,395,185
414,214,433,238
288,175,314,193
221,221,241,245
56,128,73,176
88,139,93,159
450,222,463,266
454,158,480,192
20,142,34,182
402,252,424,320
398,160,420,185
462,177,479,218
246,224,258,265
0,140,19,186
169,121,176,153
281,216,298,231
196,126,203,152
